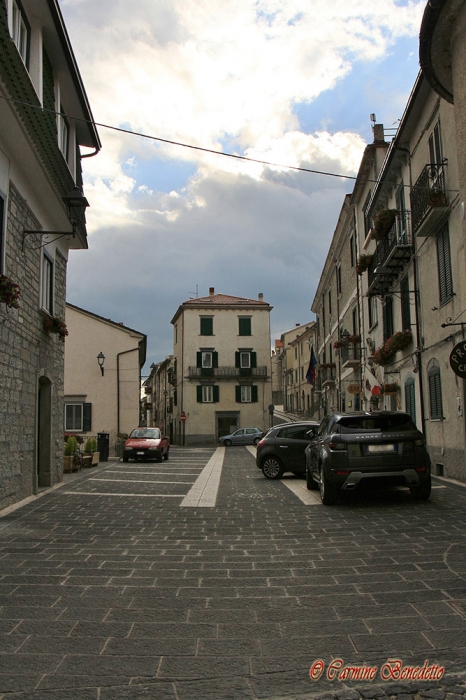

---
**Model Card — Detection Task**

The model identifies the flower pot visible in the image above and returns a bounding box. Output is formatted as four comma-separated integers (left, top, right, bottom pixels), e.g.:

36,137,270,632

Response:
63,455,77,473
429,191,446,206
92,451,100,466
81,455,93,468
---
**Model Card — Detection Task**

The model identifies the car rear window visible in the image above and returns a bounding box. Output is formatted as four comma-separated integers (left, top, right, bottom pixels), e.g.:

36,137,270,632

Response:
338,415,417,434
130,429,161,439
277,426,316,440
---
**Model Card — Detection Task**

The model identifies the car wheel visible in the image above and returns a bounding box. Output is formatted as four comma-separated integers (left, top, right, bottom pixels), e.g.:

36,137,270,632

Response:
224,439,232,446
122,455,129,463
156,452,163,463
163,449,169,461
306,468,318,490
320,468,338,505
261,456,284,480
410,477,431,501
253,437,261,445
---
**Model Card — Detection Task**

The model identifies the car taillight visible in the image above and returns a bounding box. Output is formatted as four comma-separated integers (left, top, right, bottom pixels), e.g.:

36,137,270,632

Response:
329,442,347,451
415,466,427,472
335,470,350,475
257,439,265,447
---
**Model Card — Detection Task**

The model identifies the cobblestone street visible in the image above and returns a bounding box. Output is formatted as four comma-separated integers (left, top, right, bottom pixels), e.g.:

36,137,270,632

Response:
1,446,466,699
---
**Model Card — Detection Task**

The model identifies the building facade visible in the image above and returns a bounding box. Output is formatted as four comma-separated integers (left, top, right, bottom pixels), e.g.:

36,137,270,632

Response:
170,288,273,445
0,0,99,508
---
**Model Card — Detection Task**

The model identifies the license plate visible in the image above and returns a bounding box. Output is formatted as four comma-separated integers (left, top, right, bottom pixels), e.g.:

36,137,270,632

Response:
137,451,145,455
366,444,395,453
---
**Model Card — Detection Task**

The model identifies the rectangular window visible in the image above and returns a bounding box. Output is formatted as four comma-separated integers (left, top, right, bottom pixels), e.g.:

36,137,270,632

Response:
201,352,212,368
437,225,453,305
429,121,442,166
383,296,394,342
41,253,54,314
59,107,70,161
200,317,213,335
349,235,355,267
328,290,332,314
352,307,358,336
400,276,411,330
336,265,342,294
202,385,213,403
238,317,251,336
241,385,251,403
240,352,250,369
369,296,378,329
65,404,82,431
11,0,29,67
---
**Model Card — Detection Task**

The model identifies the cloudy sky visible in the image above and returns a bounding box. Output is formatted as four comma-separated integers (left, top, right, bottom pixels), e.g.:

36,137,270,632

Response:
60,0,425,373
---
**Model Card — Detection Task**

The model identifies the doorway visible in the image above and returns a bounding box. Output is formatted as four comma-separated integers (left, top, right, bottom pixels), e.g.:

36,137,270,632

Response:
37,376,52,489
216,413,239,439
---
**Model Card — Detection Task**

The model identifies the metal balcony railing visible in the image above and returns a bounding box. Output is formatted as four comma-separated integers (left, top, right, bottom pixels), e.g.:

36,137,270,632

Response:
320,367,336,384
341,344,361,365
367,211,413,296
188,366,268,379
410,163,447,234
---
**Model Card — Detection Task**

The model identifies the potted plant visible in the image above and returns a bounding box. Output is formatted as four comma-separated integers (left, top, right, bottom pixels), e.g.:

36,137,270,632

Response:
356,254,372,275
0,275,21,308
63,435,78,473
44,316,68,342
382,382,400,395
84,436,99,466
371,209,398,241
429,188,446,206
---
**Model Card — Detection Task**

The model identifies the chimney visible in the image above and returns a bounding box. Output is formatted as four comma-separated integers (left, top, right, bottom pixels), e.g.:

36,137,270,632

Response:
296,323,300,327
372,124,385,143
258,293,263,301
209,287,214,296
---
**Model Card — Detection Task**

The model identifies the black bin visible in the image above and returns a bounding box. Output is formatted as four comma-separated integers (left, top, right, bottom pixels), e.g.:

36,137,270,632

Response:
97,432,109,462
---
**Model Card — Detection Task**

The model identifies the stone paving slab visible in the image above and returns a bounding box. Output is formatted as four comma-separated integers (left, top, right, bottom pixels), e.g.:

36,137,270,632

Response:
0,447,466,698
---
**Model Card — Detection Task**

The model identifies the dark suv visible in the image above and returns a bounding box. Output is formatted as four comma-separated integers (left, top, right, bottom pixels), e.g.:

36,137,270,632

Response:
256,421,319,479
305,411,431,505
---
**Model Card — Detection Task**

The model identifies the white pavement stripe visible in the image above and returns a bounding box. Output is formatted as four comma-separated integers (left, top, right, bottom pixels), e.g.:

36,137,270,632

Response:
63,492,185,497
246,446,256,458
282,479,321,505
88,478,193,484
181,447,225,508
103,471,202,476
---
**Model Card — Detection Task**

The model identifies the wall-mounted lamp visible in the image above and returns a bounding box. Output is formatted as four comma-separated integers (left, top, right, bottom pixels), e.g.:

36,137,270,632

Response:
97,351,105,376
22,187,90,251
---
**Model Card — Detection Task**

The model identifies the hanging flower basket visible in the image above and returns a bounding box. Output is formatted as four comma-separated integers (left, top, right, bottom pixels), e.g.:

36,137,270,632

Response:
44,316,68,342
382,382,400,395
0,275,21,308
371,209,398,241
429,189,446,206
356,254,372,275
371,330,413,366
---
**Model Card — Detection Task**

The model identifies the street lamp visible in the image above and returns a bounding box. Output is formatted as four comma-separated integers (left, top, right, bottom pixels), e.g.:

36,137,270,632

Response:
97,352,105,376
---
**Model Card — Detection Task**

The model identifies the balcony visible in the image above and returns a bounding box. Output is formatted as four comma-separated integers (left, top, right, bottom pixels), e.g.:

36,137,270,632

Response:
410,163,448,237
187,366,268,380
367,212,413,297
167,370,177,386
319,366,336,386
341,343,361,368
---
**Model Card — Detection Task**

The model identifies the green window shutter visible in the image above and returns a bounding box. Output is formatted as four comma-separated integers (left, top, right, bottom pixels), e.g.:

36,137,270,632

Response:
197,386,203,403
251,386,258,403
428,369,443,419
239,318,251,335
200,317,213,335
83,403,92,432
235,352,240,368
213,386,219,403
212,352,218,368
196,352,202,368
405,381,415,424
174,390,177,406
251,352,257,368
437,226,453,305
235,386,241,403
400,277,411,331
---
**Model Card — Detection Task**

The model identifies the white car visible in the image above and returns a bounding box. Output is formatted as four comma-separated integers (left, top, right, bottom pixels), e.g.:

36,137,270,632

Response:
218,427,263,446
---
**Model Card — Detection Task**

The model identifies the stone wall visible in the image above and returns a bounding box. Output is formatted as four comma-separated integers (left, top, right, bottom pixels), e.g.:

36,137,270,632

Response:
0,181,66,510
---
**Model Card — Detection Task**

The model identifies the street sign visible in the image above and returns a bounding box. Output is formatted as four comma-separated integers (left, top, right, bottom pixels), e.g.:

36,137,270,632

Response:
449,341,466,378
179,412,187,422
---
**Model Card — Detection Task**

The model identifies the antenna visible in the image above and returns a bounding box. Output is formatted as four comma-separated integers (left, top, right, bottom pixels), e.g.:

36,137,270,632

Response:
188,285,199,299
370,113,376,124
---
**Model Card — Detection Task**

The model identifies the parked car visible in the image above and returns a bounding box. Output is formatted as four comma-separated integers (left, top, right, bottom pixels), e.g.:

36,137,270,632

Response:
305,411,432,505
256,421,319,479
219,427,263,446
123,428,169,462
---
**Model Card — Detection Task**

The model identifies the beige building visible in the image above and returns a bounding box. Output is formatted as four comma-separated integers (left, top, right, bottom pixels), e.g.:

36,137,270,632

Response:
144,355,176,441
64,304,146,447
280,324,316,416
170,288,273,444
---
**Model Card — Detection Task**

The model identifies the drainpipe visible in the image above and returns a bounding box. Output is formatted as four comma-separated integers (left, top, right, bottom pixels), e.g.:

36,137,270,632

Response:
117,347,138,435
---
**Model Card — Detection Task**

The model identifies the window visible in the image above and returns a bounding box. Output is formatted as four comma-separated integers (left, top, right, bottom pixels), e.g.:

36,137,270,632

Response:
400,276,411,331
405,379,416,425
240,352,250,369
429,121,443,166
0,193,4,273
328,290,332,314
363,190,372,238
197,385,219,403
41,253,54,314
65,404,82,431
238,317,251,336
349,235,355,267
10,0,29,67
396,182,408,243
236,385,258,403
202,352,212,368
294,347,297,359
382,296,394,342
235,351,256,372
200,317,213,335
59,107,69,160
352,307,358,336
428,365,443,420
437,225,453,305
336,265,342,294
369,296,378,329
174,325,178,344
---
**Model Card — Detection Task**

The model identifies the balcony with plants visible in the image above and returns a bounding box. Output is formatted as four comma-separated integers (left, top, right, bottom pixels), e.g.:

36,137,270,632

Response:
188,366,268,379
410,162,448,237
366,209,413,297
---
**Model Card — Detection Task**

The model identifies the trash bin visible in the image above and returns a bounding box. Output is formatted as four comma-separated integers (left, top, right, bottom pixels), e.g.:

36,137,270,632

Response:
97,432,109,462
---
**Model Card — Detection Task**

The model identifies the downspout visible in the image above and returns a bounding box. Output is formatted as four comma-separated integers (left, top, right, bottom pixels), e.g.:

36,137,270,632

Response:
354,208,364,411
117,347,138,435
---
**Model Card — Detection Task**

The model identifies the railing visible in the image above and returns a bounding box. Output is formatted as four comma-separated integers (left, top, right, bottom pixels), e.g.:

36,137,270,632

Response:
411,163,447,233
341,344,361,364
320,367,336,384
188,366,268,378
368,211,412,290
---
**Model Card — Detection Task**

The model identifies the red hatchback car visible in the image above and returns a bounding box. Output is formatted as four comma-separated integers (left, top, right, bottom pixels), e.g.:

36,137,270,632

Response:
123,428,169,463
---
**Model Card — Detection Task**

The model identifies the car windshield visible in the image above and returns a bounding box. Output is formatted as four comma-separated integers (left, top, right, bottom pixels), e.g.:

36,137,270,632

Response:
130,429,161,439
338,415,417,434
